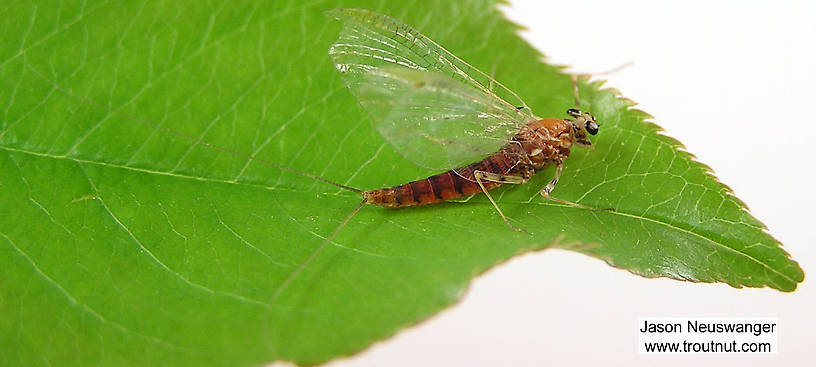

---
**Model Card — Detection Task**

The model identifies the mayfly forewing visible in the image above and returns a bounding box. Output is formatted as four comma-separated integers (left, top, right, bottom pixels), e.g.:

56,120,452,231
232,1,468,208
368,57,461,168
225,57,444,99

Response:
327,8,532,115
327,8,537,172
349,65,526,171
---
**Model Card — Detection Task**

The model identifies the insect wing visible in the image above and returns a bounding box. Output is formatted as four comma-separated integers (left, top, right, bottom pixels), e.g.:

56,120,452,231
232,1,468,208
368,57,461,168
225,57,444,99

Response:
341,65,526,170
328,8,536,171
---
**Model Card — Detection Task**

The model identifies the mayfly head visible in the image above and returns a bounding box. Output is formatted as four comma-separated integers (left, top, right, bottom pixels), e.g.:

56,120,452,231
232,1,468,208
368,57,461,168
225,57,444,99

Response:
566,108,599,146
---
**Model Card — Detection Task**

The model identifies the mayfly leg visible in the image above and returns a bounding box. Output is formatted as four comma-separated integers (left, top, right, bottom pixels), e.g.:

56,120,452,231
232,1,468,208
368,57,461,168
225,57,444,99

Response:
488,60,498,92
539,165,609,211
473,170,526,232
571,74,581,108
590,61,635,76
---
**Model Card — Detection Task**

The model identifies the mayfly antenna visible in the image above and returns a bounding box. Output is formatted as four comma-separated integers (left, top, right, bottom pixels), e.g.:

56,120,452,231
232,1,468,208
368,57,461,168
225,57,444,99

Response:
571,61,634,107
25,65,363,194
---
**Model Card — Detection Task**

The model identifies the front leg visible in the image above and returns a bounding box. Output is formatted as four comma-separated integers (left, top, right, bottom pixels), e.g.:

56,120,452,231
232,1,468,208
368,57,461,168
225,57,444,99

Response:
540,165,610,211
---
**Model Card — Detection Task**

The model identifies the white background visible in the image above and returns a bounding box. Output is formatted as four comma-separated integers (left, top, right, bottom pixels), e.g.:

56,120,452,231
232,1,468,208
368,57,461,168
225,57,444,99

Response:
329,1,815,365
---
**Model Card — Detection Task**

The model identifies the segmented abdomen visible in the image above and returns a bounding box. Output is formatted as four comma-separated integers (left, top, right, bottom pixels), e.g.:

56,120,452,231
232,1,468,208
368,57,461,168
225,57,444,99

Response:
364,149,521,208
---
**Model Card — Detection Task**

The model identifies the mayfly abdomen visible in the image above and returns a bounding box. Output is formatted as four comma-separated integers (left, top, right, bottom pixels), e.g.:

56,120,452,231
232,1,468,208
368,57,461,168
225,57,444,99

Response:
364,144,529,208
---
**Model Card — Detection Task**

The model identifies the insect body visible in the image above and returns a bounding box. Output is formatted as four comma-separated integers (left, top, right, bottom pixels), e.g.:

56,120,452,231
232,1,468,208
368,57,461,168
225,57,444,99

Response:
362,110,599,231
364,114,595,208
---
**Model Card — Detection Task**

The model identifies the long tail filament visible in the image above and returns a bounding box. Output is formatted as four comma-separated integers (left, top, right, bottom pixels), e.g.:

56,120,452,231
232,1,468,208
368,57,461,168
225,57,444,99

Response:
25,65,363,194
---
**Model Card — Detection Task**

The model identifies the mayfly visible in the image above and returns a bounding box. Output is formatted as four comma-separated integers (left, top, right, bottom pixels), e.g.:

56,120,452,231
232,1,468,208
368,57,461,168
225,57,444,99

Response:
261,8,607,299
326,8,602,227
28,8,605,303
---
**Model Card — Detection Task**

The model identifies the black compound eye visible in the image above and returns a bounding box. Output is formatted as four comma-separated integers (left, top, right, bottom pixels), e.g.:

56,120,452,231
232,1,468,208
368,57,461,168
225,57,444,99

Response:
586,121,599,135
567,108,581,117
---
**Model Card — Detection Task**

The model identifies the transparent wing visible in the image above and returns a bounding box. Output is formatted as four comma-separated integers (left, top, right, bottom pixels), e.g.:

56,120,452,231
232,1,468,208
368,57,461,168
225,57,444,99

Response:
327,8,536,171
346,66,528,171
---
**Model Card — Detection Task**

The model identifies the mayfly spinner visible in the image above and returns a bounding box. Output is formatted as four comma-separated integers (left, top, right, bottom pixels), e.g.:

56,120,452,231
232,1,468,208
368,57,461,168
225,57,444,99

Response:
257,8,611,298
326,8,603,231
27,8,607,303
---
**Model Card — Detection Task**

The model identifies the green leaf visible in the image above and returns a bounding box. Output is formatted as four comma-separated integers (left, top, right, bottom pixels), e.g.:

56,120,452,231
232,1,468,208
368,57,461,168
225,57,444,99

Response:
0,0,803,366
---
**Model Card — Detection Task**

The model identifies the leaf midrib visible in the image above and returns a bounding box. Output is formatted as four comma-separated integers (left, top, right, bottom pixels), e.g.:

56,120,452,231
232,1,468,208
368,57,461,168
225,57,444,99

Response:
530,201,792,286
2,143,792,287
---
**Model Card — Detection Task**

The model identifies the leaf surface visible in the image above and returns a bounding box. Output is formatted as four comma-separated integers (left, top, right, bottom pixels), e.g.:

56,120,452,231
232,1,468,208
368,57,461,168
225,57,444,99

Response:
0,0,803,365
